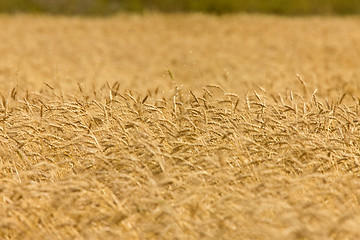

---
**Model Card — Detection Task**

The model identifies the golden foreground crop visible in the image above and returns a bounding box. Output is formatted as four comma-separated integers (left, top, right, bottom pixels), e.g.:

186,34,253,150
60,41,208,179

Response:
1,14,360,240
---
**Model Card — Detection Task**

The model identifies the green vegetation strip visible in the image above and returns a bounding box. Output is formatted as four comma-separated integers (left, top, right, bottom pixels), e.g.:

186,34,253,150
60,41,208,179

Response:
2,0,360,15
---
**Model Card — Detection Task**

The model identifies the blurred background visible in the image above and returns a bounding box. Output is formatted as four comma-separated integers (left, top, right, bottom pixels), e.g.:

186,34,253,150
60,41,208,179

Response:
1,0,360,15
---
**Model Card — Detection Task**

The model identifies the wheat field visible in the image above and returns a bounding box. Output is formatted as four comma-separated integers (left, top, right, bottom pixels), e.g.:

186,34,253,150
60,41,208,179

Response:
1,14,360,240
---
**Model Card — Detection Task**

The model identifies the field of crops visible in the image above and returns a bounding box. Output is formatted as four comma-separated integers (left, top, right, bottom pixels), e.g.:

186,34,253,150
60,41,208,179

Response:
1,14,360,239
